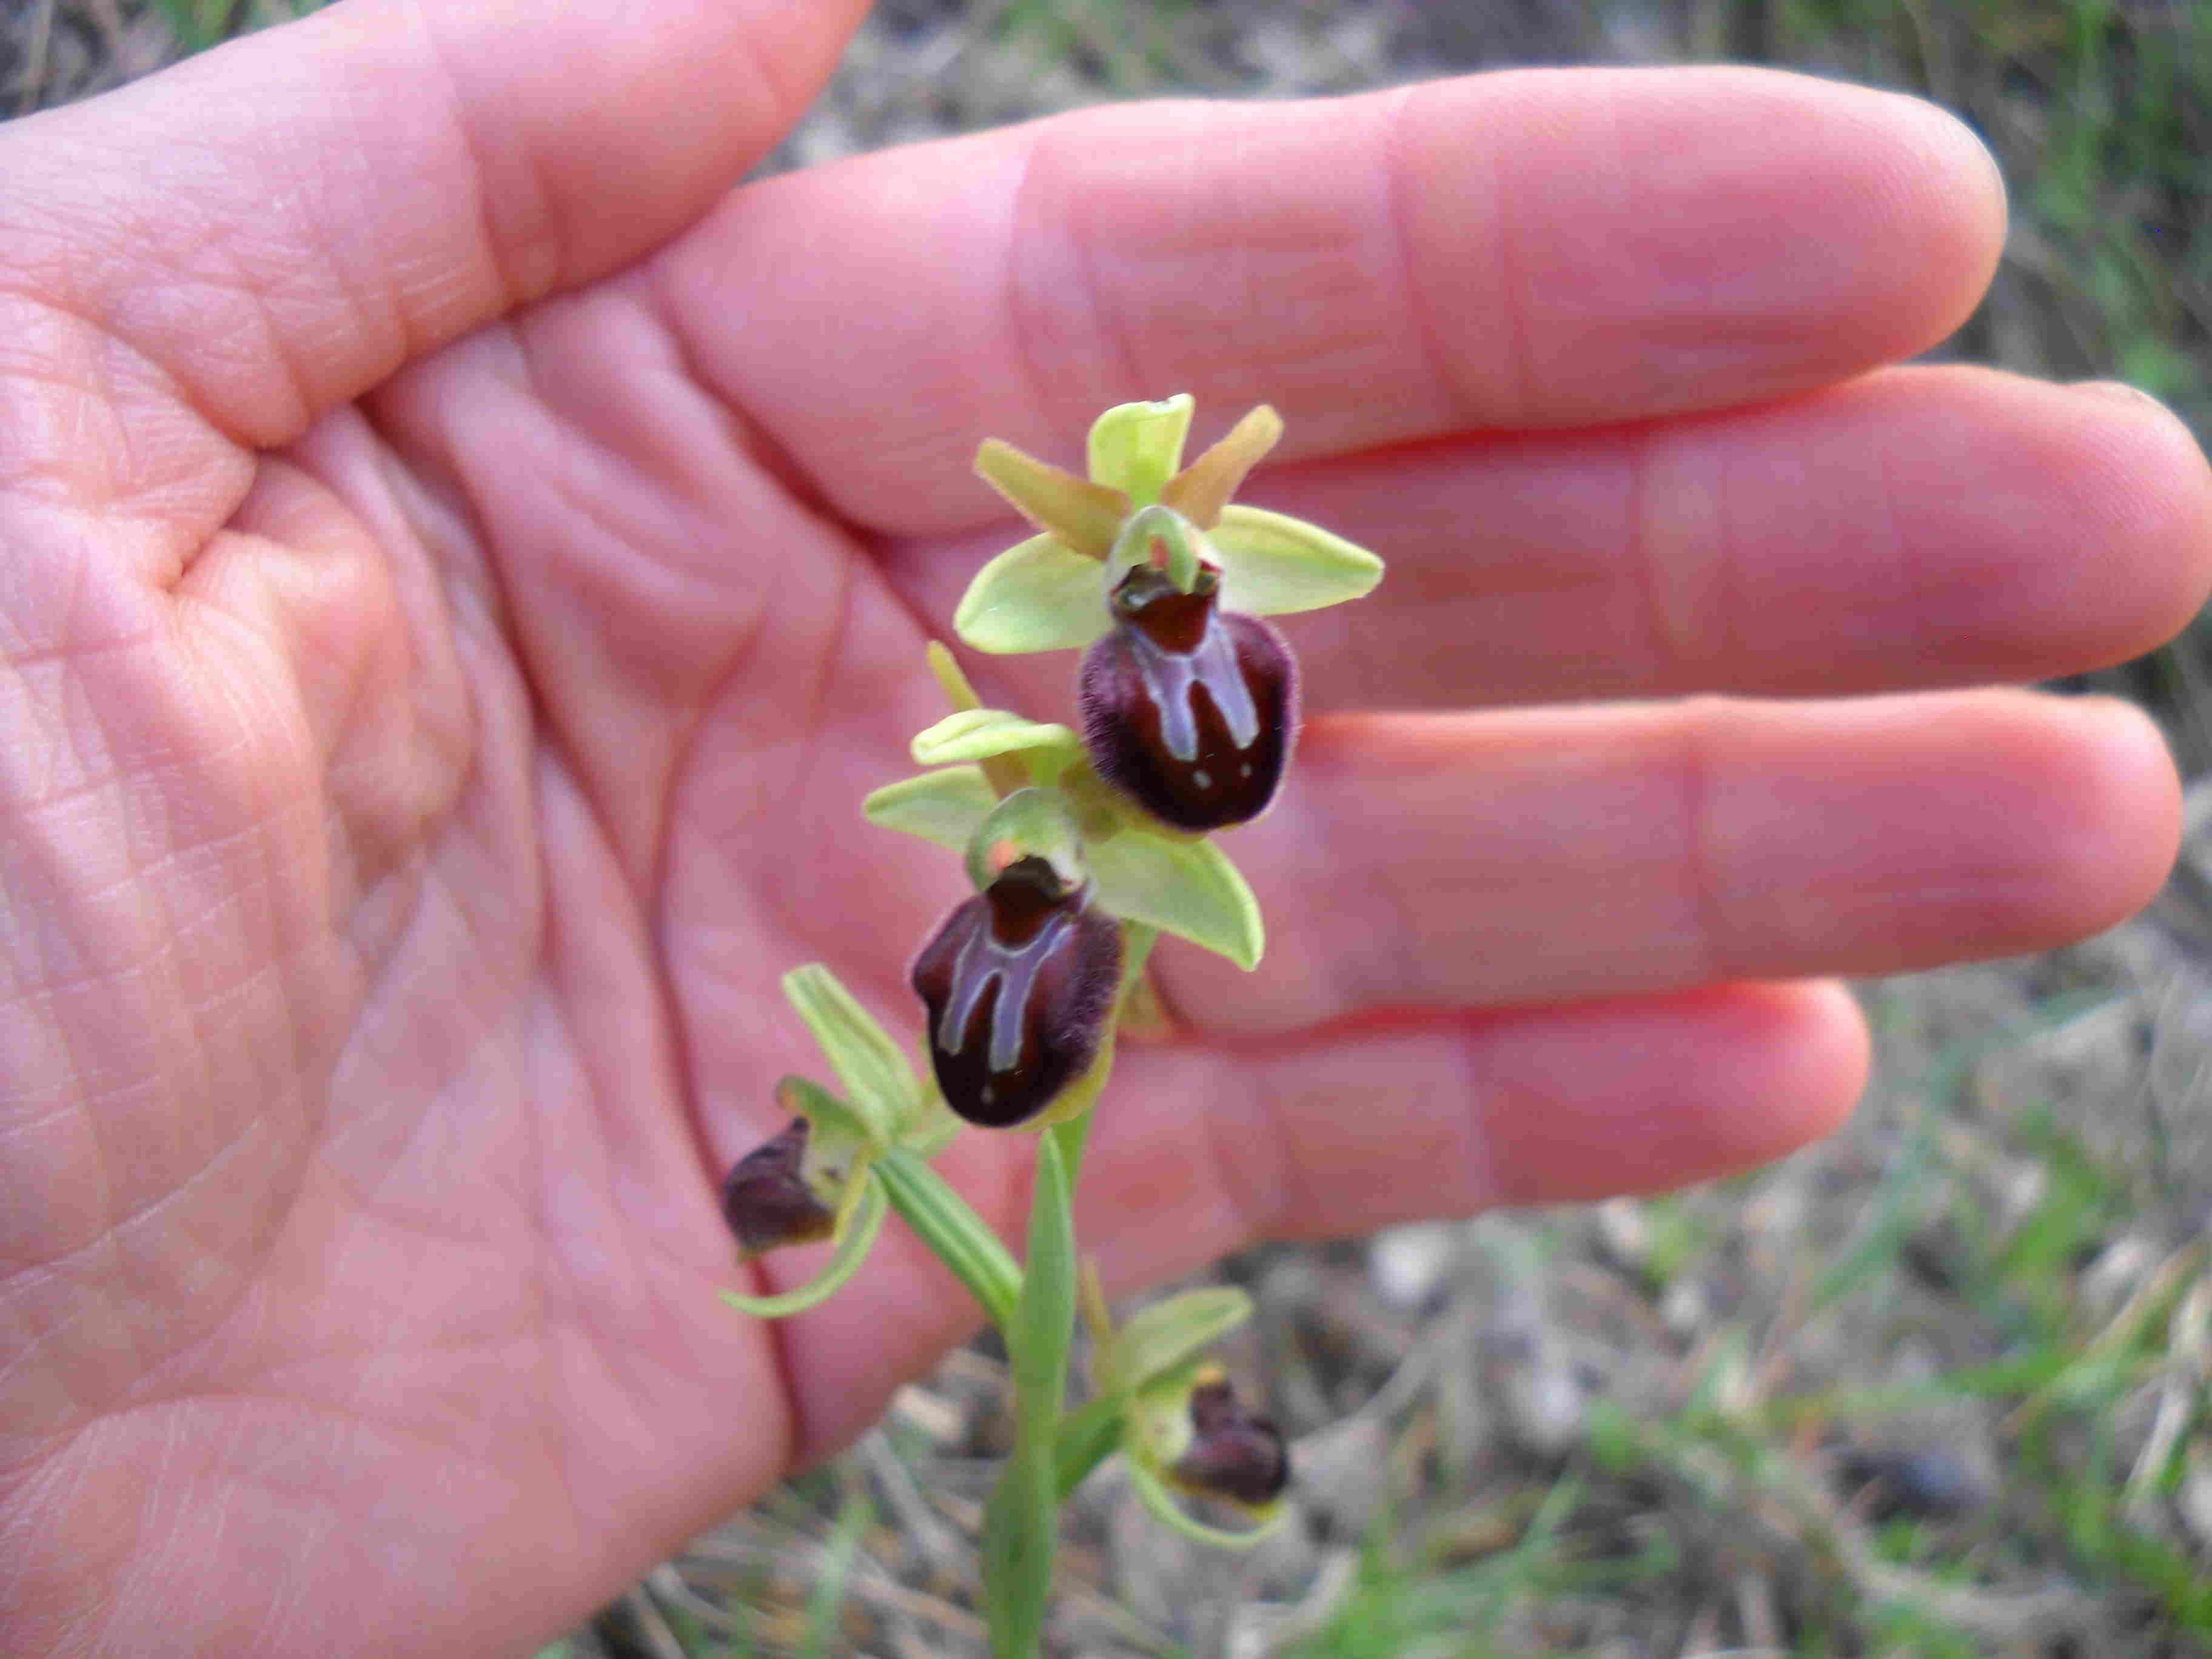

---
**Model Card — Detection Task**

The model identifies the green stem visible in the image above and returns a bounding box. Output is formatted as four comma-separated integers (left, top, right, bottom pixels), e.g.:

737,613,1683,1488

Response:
983,1134,1078,1658
876,1148,1022,1332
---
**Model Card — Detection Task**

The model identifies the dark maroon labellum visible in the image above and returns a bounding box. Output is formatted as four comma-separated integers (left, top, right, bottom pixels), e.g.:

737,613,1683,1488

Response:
720,1117,836,1256
910,856,1123,1128
1078,562,1296,832
1171,1378,1290,1507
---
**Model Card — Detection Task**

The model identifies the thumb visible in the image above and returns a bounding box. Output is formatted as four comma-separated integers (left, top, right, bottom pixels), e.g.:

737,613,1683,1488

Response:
0,0,864,535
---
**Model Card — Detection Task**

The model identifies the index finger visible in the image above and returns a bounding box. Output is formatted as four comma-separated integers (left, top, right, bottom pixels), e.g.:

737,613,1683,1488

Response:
664,65,2006,535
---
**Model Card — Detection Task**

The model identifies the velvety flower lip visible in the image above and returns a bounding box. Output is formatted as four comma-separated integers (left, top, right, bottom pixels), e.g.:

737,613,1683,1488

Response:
720,1116,837,1256
1078,559,1298,831
911,856,1125,1128
1168,1377,1291,1509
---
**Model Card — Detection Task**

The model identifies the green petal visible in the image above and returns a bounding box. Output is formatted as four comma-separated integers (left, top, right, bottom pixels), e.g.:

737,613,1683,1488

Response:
862,766,997,852
910,708,1081,768
1087,828,1264,971
1087,395,1193,504
974,438,1128,558
719,1171,888,1318
1127,1456,1291,1549
962,786,1088,893
1207,503,1384,615
1160,404,1283,529
1104,503,1205,593
1110,1288,1255,1396
782,965,916,1145
953,534,1113,655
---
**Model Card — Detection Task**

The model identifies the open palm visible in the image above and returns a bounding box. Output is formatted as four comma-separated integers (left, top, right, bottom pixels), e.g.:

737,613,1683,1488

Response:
4,5,2207,1655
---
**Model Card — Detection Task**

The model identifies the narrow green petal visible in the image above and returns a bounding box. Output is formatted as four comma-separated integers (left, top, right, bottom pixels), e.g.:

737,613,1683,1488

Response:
1087,828,1264,971
1127,1456,1291,1549
910,708,1080,768
1205,503,1385,615
1110,1288,1256,1396
953,534,1113,655
862,766,997,852
924,639,983,712
782,966,916,1144
1160,404,1283,528
719,1172,888,1318
975,438,1128,558
1087,395,1193,504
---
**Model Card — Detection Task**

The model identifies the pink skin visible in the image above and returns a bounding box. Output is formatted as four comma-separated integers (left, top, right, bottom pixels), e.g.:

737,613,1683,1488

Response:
1,5,2208,1657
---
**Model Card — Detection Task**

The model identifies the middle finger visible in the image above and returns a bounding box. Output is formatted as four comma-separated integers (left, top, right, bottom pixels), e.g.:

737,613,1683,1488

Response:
882,366,2211,711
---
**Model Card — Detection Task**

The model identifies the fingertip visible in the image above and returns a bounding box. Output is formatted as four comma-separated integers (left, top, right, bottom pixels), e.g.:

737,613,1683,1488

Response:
1724,978,1870,1159
2066,381,2212,653
2040,694,2183,937
1476,980,1872,1205
1871,89,2008,343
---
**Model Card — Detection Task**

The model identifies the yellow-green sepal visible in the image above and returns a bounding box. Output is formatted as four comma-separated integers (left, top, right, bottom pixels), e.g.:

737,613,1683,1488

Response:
1087,394,1194,505
1107,1287,1256,1396
953,534,1113,655
1207,503,1384,616
863,765,997,850
1088,826,1264,971
719,1170,889,1319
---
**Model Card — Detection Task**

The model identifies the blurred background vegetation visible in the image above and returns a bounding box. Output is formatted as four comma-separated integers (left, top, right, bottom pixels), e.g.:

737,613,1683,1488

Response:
8,1,2211,1654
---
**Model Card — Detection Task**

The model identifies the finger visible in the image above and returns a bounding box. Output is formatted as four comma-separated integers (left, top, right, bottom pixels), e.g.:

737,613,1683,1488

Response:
1155,690,2177,1034
666,65,2005,534
1,0,864,526
766,978,1865,1460
882,367,2212,708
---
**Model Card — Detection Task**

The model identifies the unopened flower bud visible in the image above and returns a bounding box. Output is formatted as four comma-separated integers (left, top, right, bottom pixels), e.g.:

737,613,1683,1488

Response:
911,854,1123,1128
720,1117,837,1256
1078,560,1296,831
1169,1377,1290,1508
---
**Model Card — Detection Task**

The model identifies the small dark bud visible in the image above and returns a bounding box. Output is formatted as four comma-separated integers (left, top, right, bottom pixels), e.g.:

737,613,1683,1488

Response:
911,855,1123,1128
720,1118,836,1256
1171,1378,1290,1508
1078,561,1296,831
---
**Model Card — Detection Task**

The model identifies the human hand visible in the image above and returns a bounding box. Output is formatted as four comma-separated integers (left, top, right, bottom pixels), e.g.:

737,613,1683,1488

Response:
2,3,2206,1654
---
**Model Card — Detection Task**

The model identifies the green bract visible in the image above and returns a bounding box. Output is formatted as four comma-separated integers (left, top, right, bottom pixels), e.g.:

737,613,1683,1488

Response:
782,965,918,1147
